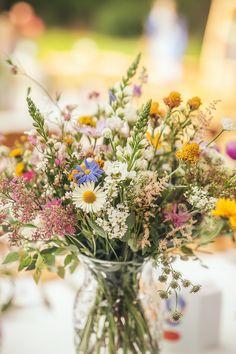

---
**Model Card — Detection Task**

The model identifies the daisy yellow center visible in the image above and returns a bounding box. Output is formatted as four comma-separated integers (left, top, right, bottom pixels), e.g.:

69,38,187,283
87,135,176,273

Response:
82,191,97,204
84,169,91,175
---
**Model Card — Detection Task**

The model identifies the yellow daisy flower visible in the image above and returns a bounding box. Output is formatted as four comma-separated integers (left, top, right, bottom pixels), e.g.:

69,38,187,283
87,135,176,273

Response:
212,198,236,218
9,148,23,158
15,162,25,176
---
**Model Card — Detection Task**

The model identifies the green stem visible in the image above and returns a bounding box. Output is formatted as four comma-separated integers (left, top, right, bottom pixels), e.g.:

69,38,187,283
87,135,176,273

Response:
206,129,224,147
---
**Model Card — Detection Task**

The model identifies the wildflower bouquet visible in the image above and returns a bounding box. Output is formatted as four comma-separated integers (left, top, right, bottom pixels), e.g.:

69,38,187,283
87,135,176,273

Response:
1,55,235,353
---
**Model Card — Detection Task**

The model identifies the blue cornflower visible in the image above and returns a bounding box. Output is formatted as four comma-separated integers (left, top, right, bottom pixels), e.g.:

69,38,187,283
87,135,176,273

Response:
74,159,103,185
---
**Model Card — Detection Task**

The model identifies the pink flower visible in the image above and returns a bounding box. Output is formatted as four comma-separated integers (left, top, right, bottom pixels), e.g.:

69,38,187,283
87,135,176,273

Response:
55,158,63,166
22,170,36,182
38,202,77,238
79,120,106,138
164,204,190,228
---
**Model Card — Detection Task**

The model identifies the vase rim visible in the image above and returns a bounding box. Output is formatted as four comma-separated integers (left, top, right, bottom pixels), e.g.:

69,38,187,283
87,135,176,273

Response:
79,254,145,266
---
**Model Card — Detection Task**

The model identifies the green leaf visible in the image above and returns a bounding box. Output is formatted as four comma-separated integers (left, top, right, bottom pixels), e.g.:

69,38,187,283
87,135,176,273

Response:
35,253,45,270
70,259,79,273
3,252,19,264
181,245,194,256
33,269,42,283
55,247,67,255
18,254,32,271
57,266,65,279
64,254,73,267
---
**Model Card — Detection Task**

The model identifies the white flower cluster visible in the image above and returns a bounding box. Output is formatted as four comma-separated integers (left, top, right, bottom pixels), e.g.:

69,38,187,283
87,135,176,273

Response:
185,186,216,211
103,161,136,183
96,203,129,239
221,117,236,131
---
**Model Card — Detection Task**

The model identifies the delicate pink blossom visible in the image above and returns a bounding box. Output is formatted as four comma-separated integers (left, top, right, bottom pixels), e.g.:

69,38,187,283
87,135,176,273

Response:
36,202,77,238
79,120,106,138
22,170,36,182
164,204,190,228
0,178,40,223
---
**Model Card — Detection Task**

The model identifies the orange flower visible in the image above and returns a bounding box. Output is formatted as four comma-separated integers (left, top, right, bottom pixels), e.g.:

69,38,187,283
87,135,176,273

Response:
150,101,159,116
187,96,202,110
176,143,200,163
163,91,182,109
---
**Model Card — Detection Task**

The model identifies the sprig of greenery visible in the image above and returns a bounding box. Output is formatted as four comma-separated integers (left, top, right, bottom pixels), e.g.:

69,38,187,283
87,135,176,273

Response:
127,100,151,171
27,96,48,142
110,53,141,112
122,53,141,87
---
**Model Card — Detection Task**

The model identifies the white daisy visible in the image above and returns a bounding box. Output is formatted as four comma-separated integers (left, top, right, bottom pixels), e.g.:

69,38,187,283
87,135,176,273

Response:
72,182,106,213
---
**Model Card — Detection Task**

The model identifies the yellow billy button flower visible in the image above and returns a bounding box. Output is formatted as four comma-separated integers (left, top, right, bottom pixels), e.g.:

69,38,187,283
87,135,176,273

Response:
176,142,200,163
15,162,25,176
9,148,23,158
77,115,96,127
187,96,202,111
212,198,236,218
146,131,161,150
163,91,182,109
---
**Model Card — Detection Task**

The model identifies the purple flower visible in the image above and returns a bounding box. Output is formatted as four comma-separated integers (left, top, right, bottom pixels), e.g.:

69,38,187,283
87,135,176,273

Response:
79,120,106,139
74,159,103,185
109,90,116,104
226,141,236,160
133,84,142,97
164,204,190,228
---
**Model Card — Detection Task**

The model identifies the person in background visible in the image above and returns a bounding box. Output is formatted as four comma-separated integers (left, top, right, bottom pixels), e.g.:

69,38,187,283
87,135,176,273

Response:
146,0,188,83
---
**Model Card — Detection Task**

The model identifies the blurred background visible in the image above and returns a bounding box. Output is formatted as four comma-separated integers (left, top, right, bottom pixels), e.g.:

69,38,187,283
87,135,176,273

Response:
0,1,236,353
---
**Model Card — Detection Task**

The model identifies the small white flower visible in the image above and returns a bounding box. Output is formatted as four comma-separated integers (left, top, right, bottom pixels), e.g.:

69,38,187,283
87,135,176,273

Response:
124,106,138,123
106,116,123,131
72,182,106,213
102,128,112,139
104,161,136,182
221,117,236,131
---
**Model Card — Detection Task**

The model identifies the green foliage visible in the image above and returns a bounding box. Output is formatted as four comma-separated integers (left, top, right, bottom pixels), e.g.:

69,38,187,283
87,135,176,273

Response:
3,251,19,264
92,0,151,37
27,96,48,142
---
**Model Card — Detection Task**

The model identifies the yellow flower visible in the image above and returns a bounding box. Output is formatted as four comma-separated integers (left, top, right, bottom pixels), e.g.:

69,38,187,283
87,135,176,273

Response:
229,216,236,229
212,198,236,218
15,162,25,176
163,91,182,109
63,136,73,145
150,101,159,116
68,169,78,181
96,159,105,169
176,143,200,163
9,148,23,158
146,131,161,149
187,96,202,110
78,115,96,127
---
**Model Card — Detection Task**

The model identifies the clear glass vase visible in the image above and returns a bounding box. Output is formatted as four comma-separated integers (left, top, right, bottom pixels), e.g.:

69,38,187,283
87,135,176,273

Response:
74,256,163,354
